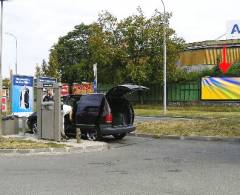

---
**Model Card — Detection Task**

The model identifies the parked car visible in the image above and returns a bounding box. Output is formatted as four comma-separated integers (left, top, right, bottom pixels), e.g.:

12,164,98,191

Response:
27,84,148,140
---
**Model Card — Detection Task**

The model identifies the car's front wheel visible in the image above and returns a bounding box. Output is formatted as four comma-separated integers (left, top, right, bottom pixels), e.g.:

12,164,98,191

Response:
113,133,126,140
32,121,38,135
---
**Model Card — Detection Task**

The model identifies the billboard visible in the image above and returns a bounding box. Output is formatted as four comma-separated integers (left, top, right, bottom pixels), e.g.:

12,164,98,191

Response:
61,84,69,96
226,20,240,39
2,88,8,112
12,75,34,116
2,97,7,112
201,77,240,100
72,83,94,95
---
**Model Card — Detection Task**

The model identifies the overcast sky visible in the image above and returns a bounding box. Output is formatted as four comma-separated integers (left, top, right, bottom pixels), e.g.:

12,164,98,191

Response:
2,0,239,78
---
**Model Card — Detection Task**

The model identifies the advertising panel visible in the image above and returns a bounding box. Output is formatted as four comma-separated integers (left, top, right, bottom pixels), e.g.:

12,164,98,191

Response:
226,20,240,40
1,88,8,112
2,97,7,112
72,83,94,95
201,77,240,100
12,75,34,116
61,84,69,96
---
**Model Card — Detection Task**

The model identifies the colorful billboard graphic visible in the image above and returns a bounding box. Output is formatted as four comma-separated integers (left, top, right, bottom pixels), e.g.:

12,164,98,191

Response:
12,75,34,116
201,77,240,100
72,83,94,95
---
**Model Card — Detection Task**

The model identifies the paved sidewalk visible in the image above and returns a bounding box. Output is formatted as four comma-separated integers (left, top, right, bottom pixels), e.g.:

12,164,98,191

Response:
0,133,109,155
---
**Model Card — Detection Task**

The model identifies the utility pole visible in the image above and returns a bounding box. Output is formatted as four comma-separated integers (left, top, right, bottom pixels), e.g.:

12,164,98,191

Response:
5,32,17,74
0,0,8,134
160,0,167,114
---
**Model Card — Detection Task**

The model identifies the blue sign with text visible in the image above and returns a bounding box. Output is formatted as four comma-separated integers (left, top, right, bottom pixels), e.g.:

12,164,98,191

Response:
12,75,34,116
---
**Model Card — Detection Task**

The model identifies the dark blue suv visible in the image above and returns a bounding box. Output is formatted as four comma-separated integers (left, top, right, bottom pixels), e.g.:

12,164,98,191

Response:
27,84,148,141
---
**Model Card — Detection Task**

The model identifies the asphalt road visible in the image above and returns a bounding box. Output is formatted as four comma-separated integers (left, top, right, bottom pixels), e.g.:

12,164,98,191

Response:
0,136,240,195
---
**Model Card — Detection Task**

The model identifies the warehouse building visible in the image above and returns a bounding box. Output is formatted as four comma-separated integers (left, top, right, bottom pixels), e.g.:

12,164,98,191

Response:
179,39,240,72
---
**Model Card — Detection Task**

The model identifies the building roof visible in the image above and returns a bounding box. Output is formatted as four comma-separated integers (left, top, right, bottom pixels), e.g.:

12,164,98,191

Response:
179,39,240,66
185,39,240,51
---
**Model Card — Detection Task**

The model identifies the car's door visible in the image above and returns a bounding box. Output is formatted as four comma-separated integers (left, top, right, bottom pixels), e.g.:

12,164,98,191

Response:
75,94,105,126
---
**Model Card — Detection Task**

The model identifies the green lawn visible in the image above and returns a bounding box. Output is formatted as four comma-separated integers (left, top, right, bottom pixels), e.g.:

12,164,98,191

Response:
134,105,240,118
134,105,240,137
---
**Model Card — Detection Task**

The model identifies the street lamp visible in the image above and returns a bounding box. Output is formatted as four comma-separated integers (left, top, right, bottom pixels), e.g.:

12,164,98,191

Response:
160,0,167,114
5,32,17,74
0,0,8,135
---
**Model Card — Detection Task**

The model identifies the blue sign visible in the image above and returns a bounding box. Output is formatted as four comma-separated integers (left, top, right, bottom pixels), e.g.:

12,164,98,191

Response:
227,21,240,39
12,75,34,116
231,24,240,34
38,76,57,84
93,79,97,93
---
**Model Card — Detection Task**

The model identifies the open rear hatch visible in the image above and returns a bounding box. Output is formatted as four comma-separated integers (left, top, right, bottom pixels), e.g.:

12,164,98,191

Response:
106,84,149,99
106,84,149,127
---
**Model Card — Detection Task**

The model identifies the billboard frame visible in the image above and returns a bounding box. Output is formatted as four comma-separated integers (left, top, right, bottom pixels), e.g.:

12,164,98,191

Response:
200,76,240,101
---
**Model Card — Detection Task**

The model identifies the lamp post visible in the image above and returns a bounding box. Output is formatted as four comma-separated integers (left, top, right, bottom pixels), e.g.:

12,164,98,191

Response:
160,0,167,114
5,32,17,74
0,0,8,134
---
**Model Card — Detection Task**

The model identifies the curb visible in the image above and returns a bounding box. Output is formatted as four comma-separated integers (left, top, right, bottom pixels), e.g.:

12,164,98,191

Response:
0,143,109,155
129,133,240,143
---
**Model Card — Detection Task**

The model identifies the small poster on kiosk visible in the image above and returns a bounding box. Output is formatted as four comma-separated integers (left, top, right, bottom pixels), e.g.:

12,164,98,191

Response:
12,75,34,116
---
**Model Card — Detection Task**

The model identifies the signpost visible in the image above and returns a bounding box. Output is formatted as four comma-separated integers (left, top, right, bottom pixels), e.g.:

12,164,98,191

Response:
93,63,97,93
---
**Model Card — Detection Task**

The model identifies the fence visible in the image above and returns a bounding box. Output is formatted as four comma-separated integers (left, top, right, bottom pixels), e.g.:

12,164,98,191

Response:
98,81,201,105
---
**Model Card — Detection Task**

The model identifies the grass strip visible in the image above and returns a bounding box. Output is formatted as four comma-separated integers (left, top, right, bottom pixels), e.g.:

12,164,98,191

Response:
134,105,240,119
136,118,240,137
0,137,65,149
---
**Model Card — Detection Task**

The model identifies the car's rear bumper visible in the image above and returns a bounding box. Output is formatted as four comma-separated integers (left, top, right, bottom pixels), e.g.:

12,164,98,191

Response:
101,125,135,135
76,124,135,135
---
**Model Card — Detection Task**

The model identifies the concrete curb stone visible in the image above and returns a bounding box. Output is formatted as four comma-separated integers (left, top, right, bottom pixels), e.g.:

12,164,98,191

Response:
129,133,240,143
0,142,109,155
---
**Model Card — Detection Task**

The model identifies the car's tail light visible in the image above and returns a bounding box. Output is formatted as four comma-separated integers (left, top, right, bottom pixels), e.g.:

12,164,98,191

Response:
104,113,112,124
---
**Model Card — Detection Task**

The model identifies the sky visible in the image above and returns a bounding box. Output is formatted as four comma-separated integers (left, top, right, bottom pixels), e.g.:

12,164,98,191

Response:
2,0,240,78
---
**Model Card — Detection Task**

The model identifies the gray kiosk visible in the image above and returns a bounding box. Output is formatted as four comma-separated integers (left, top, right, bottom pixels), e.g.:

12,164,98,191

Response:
36,83,62,141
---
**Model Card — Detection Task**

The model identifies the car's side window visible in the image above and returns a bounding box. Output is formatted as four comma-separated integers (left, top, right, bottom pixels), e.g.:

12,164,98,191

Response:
77,94,104,113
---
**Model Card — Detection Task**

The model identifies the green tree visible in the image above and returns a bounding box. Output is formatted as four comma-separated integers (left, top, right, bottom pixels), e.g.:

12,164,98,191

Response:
34,63,42,78
48,48,61,80
41,59,48,76
3,78,10,88
47,8,185,85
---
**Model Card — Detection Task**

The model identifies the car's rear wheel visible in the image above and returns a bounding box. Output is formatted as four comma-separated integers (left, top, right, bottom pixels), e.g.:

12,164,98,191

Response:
86,129,102,141
113,133,126,139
